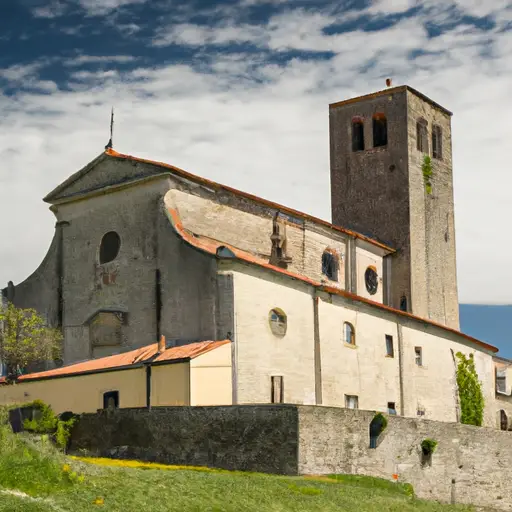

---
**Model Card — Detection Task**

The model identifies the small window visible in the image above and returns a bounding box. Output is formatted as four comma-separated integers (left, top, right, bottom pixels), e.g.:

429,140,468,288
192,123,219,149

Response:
415,347,422,366
416,118,428,153
103,390,119,410
417,407,425,416
372,113,387,147
343,322,355,345
99,231,121,264
322,250,338,281
364,266,378,295
345,395,359,409
385,335,394,357
271,376,284,403
432,124,442,160
269,308,287,337
387,402,397,415
352,118,365,152
399,295,408,312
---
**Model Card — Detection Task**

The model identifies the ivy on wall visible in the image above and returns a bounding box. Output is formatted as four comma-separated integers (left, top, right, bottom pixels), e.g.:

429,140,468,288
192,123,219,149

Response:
455,352,485,427
422,155,433,195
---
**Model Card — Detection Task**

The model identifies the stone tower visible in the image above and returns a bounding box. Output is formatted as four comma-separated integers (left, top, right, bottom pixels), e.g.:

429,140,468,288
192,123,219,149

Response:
329,85,459,329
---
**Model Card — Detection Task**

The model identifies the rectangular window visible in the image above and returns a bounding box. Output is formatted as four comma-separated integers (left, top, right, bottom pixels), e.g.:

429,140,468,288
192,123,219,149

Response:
103,390,119,409
373,114,388,147
271,376,284,404
416,120,428,153
387,402,396,415
415,347,422,366
352,120,365,152
432,125,443,159
385,335,394,357
345,395,359,409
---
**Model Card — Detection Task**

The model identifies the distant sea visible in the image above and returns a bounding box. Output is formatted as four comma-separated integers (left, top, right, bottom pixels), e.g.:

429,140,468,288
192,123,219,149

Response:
460,304,512,359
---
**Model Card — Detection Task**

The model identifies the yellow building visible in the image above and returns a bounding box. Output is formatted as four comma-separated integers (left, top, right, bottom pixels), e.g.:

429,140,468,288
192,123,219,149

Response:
0,339,232,414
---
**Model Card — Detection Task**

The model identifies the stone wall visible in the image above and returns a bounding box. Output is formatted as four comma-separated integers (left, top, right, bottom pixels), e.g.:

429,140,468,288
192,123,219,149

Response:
69,405,299,475
70,405,512,510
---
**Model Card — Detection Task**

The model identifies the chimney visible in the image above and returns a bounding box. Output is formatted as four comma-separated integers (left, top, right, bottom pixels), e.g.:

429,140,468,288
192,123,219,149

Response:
386,78,392,88
158,335,166,353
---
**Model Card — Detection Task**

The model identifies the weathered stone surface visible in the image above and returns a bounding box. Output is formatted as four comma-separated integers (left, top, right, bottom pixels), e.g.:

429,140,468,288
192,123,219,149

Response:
69,405,299,475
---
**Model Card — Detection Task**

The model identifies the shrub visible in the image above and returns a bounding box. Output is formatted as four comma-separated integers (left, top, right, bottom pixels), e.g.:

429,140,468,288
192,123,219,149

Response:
420,439,438,456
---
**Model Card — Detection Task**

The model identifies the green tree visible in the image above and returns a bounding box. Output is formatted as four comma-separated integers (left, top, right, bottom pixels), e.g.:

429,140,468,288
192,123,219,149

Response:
455,352,485,426
0,302,62,380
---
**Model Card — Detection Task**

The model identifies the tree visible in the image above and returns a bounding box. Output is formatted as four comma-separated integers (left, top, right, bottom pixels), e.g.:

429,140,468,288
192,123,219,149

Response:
0,302,62,381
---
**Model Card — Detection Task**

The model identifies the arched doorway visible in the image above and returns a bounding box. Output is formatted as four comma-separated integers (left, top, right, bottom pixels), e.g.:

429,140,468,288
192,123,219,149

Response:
500,410,508,431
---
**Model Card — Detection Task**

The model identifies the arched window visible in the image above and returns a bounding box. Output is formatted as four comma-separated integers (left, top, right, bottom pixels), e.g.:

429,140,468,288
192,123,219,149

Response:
499,409,508,431
352,117,365,152
99,231,121,264
343,322,355,345
432,124,443,159
321,250,339,281
373,113,387,147
416,118,428,153
364,266,378,295
269,308,287,337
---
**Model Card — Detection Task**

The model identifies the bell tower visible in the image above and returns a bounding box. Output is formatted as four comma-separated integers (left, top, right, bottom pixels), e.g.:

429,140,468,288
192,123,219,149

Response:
329,84,459,329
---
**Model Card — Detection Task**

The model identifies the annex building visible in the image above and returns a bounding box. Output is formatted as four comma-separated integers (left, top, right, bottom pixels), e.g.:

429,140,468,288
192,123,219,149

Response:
2,84,511,428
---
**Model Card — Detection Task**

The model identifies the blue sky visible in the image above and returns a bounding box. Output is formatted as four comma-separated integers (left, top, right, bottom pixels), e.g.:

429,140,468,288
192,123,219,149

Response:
0,0,511,350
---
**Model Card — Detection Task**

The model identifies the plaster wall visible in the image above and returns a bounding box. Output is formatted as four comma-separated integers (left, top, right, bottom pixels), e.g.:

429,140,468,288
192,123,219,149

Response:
0,368,146,414
227,264,316,405
190,343,233,406
150,363,190,406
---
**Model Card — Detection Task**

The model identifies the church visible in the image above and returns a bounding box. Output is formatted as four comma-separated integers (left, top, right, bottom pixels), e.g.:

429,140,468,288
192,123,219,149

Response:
2,84,511,428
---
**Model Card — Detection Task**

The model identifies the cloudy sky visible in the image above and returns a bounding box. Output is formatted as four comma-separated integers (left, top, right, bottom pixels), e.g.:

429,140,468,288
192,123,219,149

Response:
0,0,511,306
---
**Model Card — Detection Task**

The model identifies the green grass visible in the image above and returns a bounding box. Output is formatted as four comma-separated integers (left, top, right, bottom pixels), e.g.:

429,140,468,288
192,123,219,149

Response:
0,416,475,512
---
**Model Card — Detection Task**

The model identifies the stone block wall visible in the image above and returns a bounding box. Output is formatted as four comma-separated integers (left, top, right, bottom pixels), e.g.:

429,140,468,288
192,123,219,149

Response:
69,405,299,475
70,405,512,510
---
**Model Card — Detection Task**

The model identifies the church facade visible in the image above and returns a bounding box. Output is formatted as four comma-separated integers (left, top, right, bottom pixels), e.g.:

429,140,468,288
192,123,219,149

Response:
2,84,508,428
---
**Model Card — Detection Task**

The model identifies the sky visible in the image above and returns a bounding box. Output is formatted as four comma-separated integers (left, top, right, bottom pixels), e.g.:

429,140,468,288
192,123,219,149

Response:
0,0,511,308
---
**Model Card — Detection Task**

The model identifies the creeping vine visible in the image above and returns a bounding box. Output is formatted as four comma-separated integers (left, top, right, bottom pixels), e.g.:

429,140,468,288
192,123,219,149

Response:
422,155,433,194
455,352,484,426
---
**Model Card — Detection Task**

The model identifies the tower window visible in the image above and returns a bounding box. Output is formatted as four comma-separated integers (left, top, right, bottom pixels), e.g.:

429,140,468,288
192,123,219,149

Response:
352,118,365,152
372,113,388,147
99,231,121,264
343,322,355,345
400,295,408,312
385,335,394,357
364,266,378,295
432,124,443,159
321,250,338,281
416,118,428,153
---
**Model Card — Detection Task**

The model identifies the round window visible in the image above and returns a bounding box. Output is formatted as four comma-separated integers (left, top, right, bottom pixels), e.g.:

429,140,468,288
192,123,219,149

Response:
269,308,287,337
365,266,378,295
99,231,121,264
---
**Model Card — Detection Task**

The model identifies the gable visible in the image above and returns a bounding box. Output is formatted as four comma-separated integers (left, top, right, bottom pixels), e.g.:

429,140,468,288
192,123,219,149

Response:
43,152,171,204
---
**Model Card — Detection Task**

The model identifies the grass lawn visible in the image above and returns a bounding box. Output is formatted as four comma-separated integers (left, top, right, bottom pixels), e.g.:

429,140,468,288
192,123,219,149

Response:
0,422,475,512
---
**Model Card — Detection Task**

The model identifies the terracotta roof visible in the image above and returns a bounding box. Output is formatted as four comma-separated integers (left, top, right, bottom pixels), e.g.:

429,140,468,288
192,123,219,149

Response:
104,148,394,253
329,85,453,116
164,202,498,354
0,340,230,384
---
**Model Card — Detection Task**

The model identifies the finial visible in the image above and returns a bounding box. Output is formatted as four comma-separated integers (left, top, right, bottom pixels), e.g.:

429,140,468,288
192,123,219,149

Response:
386,78,392,88
105,107,114,150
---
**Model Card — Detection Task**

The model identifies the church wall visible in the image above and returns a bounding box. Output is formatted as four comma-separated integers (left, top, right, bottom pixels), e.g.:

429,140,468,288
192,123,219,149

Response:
168,189,352,293
354,244,384,302
55,178,171,363
6,231,60,327
157,200,219,344
317,295,401,413
227,264,316,405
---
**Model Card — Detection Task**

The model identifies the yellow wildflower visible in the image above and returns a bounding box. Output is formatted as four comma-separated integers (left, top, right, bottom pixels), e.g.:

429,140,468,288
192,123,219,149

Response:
62,464,71,473
94,497,104,505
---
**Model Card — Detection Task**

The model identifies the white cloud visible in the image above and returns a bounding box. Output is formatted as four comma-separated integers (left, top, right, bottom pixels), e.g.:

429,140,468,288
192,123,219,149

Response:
1,1,511,306
76,0,148,16
64,55,138,66
32,0,67,18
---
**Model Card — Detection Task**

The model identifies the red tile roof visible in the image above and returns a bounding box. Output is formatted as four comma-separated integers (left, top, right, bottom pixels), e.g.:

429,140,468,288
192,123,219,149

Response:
164,202,498,355
0,340,230,384
104,148,394,253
